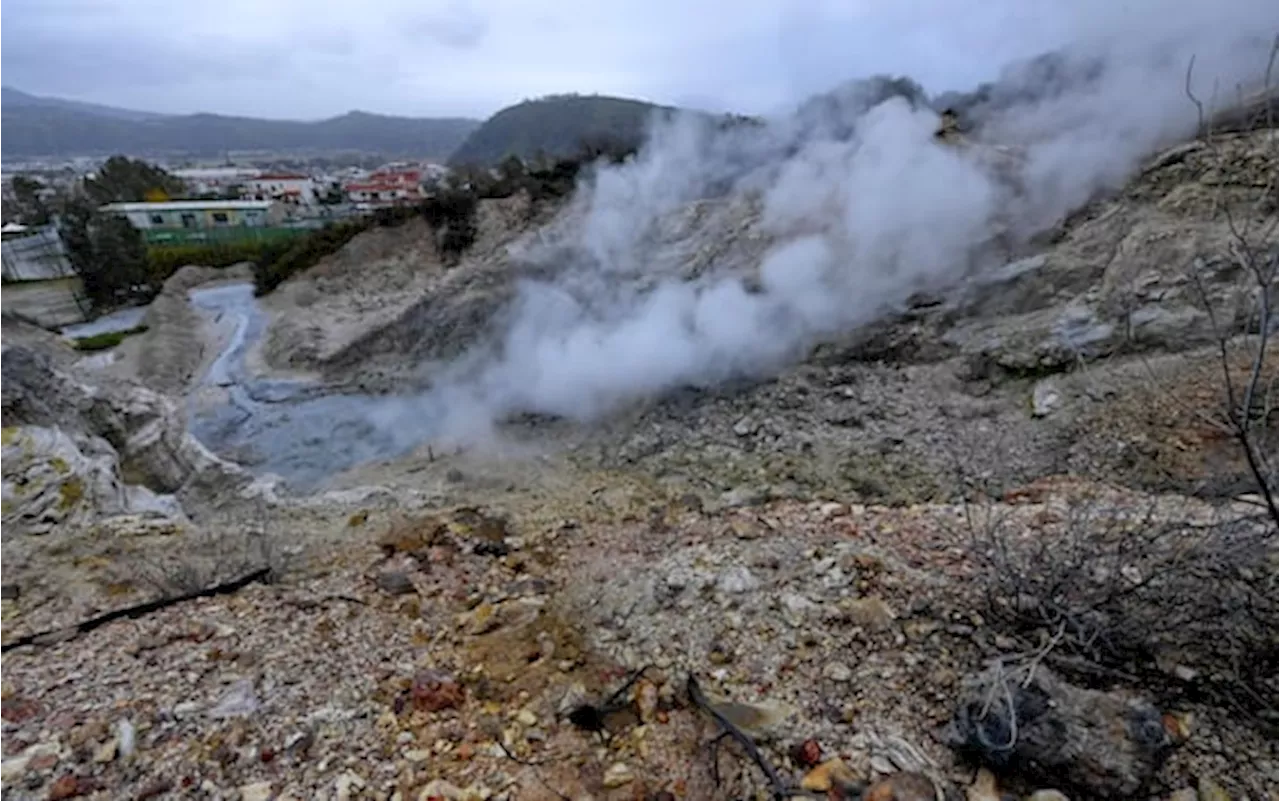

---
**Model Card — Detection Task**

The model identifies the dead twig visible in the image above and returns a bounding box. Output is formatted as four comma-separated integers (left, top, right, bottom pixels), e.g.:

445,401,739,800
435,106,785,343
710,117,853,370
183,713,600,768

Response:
687,675,791,801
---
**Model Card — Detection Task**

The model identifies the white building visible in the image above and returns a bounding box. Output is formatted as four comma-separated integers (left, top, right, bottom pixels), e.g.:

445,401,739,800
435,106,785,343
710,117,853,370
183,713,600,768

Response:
171,167,259,195
244,174,317,206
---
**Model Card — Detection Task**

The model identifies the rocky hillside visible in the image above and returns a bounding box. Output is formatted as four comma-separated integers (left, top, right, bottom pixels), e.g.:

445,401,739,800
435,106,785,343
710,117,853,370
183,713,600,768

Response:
1,83,1275,801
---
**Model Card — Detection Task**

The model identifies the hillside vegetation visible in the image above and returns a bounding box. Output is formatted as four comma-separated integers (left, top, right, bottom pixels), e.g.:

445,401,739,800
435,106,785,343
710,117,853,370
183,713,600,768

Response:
447,93,679,166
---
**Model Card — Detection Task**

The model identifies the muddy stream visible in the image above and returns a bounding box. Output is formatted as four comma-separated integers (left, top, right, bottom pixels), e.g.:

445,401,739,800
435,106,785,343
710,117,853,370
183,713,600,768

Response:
186,283,430,491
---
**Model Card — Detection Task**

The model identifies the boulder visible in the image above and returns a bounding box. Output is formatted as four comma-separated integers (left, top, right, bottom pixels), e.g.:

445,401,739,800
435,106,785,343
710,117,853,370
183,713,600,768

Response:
1,343,250,532
941,666,1176,799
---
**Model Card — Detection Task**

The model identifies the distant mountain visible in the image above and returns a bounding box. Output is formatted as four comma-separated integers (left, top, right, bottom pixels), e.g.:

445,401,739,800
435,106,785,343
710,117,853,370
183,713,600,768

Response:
448,94,679,167
2,87,165,121
1,88,481,159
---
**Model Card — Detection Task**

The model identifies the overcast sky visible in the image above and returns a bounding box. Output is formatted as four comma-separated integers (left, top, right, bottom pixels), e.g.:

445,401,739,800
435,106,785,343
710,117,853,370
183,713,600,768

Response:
0,0,1221,121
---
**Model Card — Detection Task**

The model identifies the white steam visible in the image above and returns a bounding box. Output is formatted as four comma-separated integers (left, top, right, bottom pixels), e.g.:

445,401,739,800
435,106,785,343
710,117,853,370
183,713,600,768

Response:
412,0,1276,442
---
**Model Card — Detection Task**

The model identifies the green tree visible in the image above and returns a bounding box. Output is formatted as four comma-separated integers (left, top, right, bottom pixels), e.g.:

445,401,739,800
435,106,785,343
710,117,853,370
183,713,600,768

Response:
58,194,149,307
83,156,186,206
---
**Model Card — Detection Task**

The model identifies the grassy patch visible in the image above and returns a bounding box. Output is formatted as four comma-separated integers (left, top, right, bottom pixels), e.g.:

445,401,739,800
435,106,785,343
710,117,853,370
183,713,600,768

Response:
72,324,149,352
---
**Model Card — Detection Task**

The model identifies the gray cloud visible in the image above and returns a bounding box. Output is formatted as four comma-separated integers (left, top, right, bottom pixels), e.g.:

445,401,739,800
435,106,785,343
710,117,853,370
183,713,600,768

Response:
4,0,1232,120
405,1,491,49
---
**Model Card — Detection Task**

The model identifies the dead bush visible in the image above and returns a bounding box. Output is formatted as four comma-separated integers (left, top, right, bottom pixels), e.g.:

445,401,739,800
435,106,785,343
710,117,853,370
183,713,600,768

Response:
960,485,1277,722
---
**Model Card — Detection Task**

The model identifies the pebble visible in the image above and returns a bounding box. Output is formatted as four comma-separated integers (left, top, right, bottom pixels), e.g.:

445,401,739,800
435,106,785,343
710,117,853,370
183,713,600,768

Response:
823,662,853,682
93,738,118,764
1197,777,1230,801
602,762,635,788
515,709,538,726
866,772,936,801
376,571,416,596
716,566,760,594
405,749,431,763
1167,790,1197,801
1027,791,1070,801
845,596,896,630
239,781,274,801
800,758,859,793
0,755,32,782
419,779,463,801
335,771,366,801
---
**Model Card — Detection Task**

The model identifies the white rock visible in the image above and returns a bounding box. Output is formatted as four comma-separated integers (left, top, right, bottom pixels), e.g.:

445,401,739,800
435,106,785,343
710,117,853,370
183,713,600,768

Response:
117,719,136,759
716,566,760,594
823,662,853,682
418,780,462,801
1031,380,1062,417
209,678,259,719
1,755,32,782
239,781,274,801
602,763,635,788
335,771,365,801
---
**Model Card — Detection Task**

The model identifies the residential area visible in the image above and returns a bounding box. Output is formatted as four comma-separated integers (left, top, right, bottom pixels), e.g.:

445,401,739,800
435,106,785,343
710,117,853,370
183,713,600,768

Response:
0,157,454,327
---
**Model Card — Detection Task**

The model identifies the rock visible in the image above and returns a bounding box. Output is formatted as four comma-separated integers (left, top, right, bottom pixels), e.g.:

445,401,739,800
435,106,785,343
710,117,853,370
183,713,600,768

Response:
375,571,416,596
790,738,823,768
1167,789,1198,801
0,755,33,782
943,667,1176,798
845,597,896,631
334,771,365,801
732,417,757,437
865,772,936,801
1027,791,1070,801
635,679,659,723
800,758,861,793
602,763,635,788
1031,380,1062,417
409,669,465,712
780,592,815,622
823,662,854,682
47,775,83,800
239,781,274,801
209,679,260,719
515,709,537,726
118,716,136,752
92,738,117,763
419,780,463,801
716,565,760,594
1197,777,1230,801
705,696,795,737
966,768,1000,801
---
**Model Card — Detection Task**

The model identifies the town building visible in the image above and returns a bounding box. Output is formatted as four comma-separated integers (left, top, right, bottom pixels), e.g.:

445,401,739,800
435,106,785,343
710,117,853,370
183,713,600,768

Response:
244,173,317,205
171,167,260,196
99,200,285,244
343,169,425,209
100,200,282,230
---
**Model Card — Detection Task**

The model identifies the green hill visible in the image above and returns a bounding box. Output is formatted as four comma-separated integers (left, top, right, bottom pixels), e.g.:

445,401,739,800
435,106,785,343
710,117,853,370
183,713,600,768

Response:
448,94,678,167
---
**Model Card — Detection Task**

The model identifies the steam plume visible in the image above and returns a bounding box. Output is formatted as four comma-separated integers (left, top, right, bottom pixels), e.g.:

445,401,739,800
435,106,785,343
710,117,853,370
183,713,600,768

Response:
415,0,1277,442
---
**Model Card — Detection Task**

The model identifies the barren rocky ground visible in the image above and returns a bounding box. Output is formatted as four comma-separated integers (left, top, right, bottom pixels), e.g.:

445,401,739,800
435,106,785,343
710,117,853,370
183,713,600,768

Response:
2,113,1277,801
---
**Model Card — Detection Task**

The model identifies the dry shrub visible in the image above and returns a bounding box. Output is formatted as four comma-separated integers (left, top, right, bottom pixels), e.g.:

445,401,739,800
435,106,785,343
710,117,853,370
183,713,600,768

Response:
961,484,1277,722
